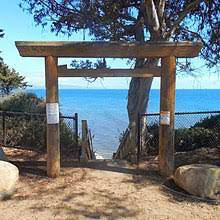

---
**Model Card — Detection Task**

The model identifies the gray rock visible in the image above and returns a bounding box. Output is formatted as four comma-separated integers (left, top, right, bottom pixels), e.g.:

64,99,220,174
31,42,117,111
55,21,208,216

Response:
0,161,19,200
174,164,220,200
0,147,8,161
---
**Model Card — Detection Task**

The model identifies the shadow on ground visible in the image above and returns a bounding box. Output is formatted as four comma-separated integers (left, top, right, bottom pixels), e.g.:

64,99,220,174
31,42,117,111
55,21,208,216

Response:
10,160,47,178
11,159,160,179
28,186,140,219
8,159,146,219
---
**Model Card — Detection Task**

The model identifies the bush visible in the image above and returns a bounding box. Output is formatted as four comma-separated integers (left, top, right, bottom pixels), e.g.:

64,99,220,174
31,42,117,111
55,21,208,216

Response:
60,118,78,152
0,92,45,113
0,92,78,153
175,127,219,152
143,114,220,155
3,115,47,150
193,114,220,130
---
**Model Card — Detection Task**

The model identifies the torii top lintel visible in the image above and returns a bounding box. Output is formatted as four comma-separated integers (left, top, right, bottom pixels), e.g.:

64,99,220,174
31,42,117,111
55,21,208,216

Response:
15,41,202,58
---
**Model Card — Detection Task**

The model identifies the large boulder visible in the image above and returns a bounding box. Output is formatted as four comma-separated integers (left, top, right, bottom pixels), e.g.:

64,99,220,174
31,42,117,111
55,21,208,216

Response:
0,147,8,161
0,161,19,200
174,164,220,200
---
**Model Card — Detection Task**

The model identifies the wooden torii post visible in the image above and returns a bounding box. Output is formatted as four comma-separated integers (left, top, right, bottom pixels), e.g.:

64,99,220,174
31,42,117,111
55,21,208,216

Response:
16,41,202,178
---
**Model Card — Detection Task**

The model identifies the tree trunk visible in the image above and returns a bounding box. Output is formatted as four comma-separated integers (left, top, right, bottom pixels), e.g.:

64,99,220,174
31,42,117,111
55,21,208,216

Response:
126,76,153,159
115,1,167,161
127,77,152,124
116,4,161,161
114,59,158,161
125,57,159,160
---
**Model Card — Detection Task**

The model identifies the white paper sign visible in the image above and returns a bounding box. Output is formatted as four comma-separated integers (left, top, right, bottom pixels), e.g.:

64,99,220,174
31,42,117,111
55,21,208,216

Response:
160,111,170,125
46,103,59,124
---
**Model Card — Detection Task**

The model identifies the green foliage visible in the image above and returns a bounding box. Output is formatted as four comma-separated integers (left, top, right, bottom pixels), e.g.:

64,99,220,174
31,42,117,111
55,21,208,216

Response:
144,114,220,155
60,119,78,151
0,93,46,150
71,58,108,69
0,92,78,153
193,114,220,131
0,92,45,113
0,60,29,96
3,114,46,150
175,127,219,152
70,58,108,78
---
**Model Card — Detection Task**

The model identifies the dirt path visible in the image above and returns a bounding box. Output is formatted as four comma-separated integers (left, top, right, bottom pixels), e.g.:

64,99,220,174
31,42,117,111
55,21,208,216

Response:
0,149,220,220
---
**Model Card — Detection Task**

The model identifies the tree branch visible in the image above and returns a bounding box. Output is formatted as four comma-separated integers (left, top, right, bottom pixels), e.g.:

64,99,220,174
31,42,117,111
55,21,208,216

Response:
158,0,165,24
182,28,206,46
165,0,200,39
144,0,160,32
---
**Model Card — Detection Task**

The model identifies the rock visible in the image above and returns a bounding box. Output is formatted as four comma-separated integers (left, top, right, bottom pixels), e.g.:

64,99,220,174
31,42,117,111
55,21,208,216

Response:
0,161,19,200
174,164,220,200
0,147,8,161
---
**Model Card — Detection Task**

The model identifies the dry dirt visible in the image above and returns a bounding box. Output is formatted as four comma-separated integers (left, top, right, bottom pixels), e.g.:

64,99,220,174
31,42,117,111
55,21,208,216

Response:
0,147,220,220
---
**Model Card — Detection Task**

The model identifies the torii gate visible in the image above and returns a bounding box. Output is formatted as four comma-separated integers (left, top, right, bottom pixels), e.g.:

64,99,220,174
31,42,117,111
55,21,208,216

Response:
15,41,202,178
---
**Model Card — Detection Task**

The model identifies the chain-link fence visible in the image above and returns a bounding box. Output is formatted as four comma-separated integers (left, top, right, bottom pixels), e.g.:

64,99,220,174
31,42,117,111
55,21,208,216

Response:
139,111,220,156
0,111,78,153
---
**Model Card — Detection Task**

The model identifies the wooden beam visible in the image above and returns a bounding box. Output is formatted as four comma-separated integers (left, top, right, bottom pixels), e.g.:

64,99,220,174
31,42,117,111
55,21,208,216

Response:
159,56,176,177
45,56,60,178
81,120,89,162
57,65,161,77
15,41,203,58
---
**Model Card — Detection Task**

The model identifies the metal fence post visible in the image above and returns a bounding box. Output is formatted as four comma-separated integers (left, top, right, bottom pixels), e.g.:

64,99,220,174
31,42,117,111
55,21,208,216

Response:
75,113,80,161
3,112,6,146
137,112,141,165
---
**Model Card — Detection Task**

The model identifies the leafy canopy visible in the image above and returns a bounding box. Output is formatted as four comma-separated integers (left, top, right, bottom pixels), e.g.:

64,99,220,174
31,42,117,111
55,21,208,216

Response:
0,60,29,96
19,0,219,68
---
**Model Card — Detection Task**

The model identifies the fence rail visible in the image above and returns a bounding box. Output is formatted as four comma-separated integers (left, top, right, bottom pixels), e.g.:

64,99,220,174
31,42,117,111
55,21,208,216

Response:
138,110,220,161
0,111,78,155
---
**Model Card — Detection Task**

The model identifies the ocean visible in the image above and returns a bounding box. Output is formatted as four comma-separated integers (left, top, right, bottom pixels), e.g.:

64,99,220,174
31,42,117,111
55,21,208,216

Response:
31,89,220,158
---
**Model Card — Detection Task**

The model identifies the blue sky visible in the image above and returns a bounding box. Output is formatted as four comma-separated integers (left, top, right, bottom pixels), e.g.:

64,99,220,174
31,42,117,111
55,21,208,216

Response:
0,1,219,89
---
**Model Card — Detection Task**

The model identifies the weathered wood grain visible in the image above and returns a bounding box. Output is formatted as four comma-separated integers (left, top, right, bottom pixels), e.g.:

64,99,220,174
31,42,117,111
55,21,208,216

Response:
45,56,60,178
58,65,161,77
15,41,202,58
159,56,176,177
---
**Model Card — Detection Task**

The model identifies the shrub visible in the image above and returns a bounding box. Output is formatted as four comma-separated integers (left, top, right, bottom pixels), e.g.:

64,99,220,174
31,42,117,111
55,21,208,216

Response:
60,118,78,152
142,114,220,155
175,127,219,152
0,92,78,153
193,114,220,130
0,92,45,113
3,115,47,150
0,59,29,96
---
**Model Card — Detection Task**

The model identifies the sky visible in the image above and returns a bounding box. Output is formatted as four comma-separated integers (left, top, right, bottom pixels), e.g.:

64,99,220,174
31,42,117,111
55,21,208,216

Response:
0,1,219,90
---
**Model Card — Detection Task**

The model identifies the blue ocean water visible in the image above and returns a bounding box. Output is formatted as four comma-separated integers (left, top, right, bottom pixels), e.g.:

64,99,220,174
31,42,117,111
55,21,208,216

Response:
31,89,220,158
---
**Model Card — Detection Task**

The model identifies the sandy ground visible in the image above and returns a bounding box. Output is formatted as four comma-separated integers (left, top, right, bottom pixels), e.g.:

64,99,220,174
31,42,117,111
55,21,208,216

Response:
0,148,220,220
